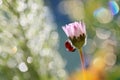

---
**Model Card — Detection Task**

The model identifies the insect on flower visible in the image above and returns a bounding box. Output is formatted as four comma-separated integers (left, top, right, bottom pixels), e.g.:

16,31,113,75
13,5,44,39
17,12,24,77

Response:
62,21,86,50
62,21,87,74
65,39,76,52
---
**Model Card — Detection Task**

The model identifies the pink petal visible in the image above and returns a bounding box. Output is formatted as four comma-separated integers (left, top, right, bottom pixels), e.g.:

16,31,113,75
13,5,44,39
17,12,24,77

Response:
79,21,86,34
66,25,74,38
62,26,69,37
68,24,75,37
80,21,86,34
78,22,83,32
62,21,86,38
77,22,83,35
74,22,83,36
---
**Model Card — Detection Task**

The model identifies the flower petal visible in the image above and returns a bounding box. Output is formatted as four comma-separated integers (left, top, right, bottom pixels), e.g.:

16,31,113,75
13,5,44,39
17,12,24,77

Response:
62,26,69,37
79,21,86,34
66,25,74,38
74,22,83,37
62,21,86,38
81,21,86,34
68,24,75,37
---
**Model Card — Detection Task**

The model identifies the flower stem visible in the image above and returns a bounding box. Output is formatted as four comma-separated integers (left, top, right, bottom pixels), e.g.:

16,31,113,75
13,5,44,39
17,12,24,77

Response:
79,48,85,69
79,48,86,80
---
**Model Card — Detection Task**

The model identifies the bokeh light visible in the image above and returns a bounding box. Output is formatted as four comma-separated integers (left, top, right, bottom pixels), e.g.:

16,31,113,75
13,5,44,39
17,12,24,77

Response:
17,0,27,12
105,53,116,67
84,39,96,54
7,58,17,68
109,1,119,15
92,57,105,71
94,7,113,23
12,46,17,53
27,56,33,64
18,62,28,72
96,28,111,39
13,76,19,80
0,0,2,5
58,0,84,20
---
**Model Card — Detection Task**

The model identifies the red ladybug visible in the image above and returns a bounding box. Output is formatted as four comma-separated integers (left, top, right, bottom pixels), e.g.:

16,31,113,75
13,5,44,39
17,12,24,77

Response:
65,40,76,52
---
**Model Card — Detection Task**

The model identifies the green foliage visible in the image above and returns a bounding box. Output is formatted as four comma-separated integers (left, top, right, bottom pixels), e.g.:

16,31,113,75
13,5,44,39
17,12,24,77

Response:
0,0,66,80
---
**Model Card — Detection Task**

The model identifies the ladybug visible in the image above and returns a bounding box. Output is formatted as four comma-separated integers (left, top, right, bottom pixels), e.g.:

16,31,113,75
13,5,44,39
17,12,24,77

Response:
65,39,76,52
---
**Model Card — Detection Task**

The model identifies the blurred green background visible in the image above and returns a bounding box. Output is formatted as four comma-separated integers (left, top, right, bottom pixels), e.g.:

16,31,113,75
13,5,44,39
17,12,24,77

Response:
0,0,120,80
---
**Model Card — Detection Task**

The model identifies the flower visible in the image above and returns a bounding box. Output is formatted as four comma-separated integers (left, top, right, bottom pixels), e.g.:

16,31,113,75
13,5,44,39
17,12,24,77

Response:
62,21,86,49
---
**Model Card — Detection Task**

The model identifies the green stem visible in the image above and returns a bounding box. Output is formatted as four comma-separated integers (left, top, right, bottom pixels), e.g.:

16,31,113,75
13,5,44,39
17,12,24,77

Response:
79,48,86,80
79,48,85,69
